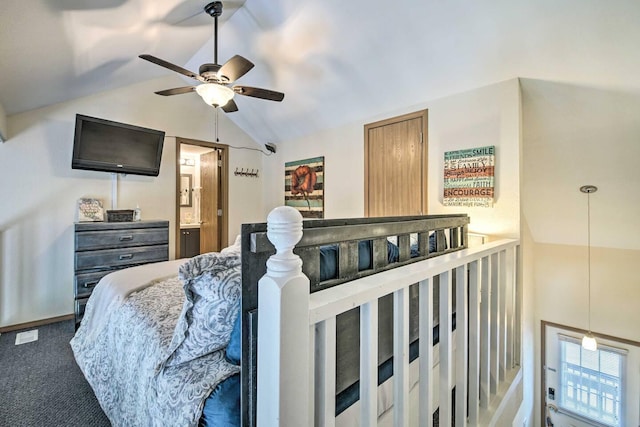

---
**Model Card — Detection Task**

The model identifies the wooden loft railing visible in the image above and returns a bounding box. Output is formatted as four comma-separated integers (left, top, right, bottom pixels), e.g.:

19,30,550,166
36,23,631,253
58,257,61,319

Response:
256,207,521,426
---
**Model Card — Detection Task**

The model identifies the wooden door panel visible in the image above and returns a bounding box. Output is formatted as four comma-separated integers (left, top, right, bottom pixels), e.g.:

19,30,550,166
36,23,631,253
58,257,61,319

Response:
365,111,427,217
200,150,219,253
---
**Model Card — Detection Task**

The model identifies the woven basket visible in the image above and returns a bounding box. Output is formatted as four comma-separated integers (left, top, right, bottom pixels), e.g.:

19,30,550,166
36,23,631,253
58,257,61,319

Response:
106,210,134,222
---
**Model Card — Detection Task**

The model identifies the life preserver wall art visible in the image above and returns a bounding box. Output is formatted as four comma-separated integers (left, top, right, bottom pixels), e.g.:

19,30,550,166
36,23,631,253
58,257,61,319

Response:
443,146,495,208
285,156,324,218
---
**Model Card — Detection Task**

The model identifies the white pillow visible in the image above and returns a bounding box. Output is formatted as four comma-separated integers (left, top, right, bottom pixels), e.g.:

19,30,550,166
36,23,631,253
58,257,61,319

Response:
220,234,241,256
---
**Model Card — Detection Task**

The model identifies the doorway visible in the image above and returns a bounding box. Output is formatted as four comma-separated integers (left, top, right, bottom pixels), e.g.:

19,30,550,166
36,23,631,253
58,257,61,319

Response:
175,137,228,259
364,109,428,217
541,321,640,427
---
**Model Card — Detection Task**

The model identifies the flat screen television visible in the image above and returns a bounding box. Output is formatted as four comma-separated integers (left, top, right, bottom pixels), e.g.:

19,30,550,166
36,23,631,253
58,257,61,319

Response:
72,114,166,177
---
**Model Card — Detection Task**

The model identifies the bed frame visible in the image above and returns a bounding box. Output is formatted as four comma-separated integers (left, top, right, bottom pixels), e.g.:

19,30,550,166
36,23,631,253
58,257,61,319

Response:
240,210,470,427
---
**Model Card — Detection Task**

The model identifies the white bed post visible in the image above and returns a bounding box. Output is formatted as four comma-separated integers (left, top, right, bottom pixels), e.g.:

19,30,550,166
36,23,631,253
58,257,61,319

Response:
257,206,310,427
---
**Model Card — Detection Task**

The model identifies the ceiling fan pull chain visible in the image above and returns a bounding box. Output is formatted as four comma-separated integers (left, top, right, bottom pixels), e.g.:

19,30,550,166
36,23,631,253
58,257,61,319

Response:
215,108,220,142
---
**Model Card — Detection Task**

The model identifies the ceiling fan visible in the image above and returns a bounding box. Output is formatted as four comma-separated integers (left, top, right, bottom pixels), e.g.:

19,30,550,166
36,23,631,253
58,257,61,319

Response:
139,1,284,113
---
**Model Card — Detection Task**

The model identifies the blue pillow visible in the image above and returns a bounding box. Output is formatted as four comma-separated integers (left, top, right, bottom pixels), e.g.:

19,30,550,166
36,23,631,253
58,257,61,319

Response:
429,232,444,252
358,240,373,269
200,374,240,427
319,240,375,281
226,311,241,365
357,239,407,265
386,240,399,262
319,240,400,281
319,245,338,281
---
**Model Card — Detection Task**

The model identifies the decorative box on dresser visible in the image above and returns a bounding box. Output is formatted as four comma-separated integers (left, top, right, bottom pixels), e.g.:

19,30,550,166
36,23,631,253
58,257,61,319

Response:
74,220,169,328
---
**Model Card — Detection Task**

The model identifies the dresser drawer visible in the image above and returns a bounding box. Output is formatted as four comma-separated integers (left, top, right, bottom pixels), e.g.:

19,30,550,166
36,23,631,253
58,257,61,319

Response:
75,297,89,319
75,270,112,299
75,244,169,271
75,228,168,251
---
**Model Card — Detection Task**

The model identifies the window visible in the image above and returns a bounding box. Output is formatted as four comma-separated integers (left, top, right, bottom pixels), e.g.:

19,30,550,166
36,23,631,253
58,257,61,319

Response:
558,335,626,427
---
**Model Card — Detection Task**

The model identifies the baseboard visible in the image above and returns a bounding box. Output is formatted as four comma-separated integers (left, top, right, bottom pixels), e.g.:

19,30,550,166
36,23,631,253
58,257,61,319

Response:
0,314,74,333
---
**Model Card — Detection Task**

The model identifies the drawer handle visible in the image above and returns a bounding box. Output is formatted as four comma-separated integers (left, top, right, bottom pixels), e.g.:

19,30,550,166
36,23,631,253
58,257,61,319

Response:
119,254,133,260
83,281,98,289
119,235,134,241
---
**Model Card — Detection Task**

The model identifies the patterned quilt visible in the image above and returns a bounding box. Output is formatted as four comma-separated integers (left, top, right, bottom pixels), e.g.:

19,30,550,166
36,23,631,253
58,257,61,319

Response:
70,274,240,427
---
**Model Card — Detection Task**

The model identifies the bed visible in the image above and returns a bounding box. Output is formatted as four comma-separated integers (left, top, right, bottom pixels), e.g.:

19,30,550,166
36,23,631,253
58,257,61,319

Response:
70,210,469,427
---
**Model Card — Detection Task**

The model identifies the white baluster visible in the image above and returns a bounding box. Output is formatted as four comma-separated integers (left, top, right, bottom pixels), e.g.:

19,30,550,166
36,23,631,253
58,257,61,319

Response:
468,260,481,424
393,287,410,427
315,318,336,427
490,252,500,395
499,250,507,381
480,256,491,408
505,246,516,369
455,264,469,426
360,299,378,427
439,271,453,426
257,206,310,427
419,278,434,427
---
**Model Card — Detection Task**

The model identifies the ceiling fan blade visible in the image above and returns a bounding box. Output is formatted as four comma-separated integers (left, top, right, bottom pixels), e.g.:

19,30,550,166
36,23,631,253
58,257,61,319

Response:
154,86,196,96
233,86,285,102
139,54,204,82
221,99,239,113
218,55,255,83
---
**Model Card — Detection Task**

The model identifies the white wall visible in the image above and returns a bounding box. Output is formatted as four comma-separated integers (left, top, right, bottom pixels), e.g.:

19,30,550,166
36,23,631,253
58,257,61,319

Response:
521,79,640,426
0,101,7,141
225,142,269,242
520,80,640,251
427,79,521,238
262,124,364,218
0,76,263,327
263,79,521,241
514,218,536,427
535,244,640,342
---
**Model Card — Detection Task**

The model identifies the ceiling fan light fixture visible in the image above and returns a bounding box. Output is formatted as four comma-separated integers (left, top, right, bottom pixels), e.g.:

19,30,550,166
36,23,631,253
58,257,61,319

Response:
195,83,234,107
138,1,284,112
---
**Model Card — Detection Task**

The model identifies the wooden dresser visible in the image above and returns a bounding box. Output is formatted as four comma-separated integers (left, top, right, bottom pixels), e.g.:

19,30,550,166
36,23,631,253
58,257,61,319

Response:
73,220,169,328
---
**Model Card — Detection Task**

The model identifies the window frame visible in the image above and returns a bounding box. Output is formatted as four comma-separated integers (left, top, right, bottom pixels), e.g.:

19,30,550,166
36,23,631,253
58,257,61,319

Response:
557,334,627,427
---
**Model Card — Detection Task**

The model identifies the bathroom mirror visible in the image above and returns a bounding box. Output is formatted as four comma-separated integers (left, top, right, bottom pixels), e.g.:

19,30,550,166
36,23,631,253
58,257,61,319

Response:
180,174,192,207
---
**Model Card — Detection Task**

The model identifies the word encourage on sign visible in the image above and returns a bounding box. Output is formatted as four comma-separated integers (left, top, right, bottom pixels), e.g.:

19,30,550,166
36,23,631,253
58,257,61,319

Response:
444,146,495,207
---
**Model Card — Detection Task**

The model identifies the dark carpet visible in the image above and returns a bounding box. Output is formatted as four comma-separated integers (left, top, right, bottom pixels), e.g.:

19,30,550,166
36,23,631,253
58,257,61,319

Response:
0,320,110,427
0,320,454,426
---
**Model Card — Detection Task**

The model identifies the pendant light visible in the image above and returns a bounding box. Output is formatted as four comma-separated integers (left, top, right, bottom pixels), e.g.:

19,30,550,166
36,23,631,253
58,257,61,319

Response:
580,185,598,351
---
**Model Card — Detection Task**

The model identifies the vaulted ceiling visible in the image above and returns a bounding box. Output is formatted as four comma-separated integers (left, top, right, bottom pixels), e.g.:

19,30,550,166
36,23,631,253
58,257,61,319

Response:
2,0,639,144
2,1,640,250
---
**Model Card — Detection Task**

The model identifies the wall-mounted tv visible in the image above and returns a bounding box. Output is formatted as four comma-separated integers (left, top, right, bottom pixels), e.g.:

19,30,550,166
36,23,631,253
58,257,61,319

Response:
72,114,166,177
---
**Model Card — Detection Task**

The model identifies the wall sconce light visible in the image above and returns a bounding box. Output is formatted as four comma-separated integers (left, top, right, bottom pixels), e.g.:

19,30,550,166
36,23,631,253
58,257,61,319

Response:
179,158,195,166
580,185,598,351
